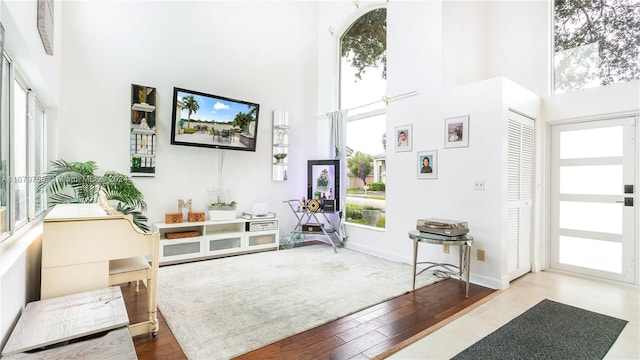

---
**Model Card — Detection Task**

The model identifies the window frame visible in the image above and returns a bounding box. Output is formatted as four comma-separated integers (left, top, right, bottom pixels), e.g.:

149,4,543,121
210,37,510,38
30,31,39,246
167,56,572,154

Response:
338,6,387,229
0,51,47,243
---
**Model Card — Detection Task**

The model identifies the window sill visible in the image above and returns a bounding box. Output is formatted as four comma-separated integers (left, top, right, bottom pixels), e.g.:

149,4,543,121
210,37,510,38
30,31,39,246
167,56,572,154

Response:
345,222,386,232
0,220,43,278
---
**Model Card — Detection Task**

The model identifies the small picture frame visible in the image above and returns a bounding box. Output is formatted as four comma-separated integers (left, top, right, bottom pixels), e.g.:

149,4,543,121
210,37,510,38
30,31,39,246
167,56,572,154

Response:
394,124,412,152
444,115,469,148
417,150,437,179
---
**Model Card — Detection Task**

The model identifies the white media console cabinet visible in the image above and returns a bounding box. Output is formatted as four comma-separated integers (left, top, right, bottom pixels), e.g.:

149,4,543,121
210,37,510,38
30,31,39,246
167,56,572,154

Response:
154,217,279,265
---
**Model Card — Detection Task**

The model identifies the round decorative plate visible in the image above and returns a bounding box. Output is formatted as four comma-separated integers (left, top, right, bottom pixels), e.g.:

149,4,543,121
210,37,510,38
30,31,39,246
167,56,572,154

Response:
307,199,321,212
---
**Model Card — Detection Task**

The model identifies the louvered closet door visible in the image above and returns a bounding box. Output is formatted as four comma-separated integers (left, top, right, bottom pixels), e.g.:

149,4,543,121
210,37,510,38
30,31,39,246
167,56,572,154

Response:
506,111,535,281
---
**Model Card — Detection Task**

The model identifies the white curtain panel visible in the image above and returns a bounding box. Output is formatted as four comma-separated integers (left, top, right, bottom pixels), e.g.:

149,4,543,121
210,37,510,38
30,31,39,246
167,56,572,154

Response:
328,110,348,213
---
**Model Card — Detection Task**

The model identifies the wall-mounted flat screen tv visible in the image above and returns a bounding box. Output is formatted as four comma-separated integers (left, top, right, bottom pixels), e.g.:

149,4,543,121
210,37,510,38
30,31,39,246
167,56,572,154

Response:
170,87,260,152
307,159,340,212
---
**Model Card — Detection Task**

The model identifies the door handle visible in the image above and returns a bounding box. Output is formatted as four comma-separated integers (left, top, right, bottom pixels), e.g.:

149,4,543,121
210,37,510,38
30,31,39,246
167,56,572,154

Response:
616,198,634,206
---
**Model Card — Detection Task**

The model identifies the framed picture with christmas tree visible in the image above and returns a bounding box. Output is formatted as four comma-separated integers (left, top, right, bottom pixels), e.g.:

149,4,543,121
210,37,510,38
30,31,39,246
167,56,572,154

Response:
307,159,340,211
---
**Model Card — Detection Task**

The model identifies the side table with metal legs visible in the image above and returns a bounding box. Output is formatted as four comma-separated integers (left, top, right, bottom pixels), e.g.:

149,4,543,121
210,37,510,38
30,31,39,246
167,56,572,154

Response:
408,230,473,298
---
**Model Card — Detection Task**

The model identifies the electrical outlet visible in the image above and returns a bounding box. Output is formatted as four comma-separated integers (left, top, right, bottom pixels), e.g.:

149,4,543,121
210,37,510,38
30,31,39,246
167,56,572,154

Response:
477,249,485,261
443,244,449,254
474,180,485,191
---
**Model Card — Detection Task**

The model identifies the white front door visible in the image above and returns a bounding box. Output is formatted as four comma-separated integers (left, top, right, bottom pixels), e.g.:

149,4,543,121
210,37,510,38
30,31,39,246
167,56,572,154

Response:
550,116,637,283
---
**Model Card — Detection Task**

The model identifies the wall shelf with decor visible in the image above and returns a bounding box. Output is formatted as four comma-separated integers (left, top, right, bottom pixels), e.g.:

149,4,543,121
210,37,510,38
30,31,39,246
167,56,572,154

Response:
154,217,279,265
130,84,157,176
272,110,289,181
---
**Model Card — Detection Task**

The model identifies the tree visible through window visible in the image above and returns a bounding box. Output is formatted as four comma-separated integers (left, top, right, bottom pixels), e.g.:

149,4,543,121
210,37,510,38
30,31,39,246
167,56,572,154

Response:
340,7,387,228
554,0,640,94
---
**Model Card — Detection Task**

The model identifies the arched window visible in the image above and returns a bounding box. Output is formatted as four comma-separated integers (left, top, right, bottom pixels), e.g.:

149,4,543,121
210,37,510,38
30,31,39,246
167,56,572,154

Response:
340,7,386,228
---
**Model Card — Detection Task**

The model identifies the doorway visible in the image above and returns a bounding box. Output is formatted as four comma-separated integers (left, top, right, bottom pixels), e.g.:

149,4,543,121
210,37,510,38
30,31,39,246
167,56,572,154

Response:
550,116,637,283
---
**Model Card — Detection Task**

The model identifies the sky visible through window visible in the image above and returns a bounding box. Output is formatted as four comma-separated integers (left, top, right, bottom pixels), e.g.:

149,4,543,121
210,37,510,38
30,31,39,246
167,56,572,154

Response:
341,57,386,156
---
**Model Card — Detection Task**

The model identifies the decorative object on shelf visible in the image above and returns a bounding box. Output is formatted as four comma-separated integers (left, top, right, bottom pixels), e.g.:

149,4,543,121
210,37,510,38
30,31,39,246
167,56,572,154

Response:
178,199,192,213
36,159,150,232
209,201,237,221
322,199,336,212
302,223,324,232
165,231,200,239
272,110,290,181
444,115,470,148
130,84,157,176
417,150,437,180
241,212,276,220
165,213,183,224
188,212,205,222
307,160,340,211
252,203,269,216
394,124,412,152
306,199,321,212
208,187,237,221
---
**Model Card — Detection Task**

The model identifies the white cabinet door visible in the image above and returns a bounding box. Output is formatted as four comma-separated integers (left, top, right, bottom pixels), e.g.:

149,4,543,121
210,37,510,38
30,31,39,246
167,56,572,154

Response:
505,111,535,281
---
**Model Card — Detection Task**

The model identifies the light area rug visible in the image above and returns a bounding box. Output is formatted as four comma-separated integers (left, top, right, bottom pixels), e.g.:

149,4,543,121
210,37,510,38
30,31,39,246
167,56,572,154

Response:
157,244,440,360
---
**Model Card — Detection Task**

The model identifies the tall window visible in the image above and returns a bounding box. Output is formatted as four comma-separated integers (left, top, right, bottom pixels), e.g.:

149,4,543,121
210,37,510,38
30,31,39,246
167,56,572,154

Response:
340,7,387,228
34,100,46,214
14,79,28,227
0,56,9,237
554,0,640,94
0,52,47,242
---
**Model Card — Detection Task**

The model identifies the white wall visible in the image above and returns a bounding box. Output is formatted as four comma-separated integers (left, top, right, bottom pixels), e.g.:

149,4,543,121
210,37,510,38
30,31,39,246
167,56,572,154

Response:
486,0,551,96
58,1,318,230
442,0,551,96
442,0,488,90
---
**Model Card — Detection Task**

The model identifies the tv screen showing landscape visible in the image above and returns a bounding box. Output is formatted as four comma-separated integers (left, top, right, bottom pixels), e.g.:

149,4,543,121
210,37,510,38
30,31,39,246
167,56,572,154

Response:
170,87,260,152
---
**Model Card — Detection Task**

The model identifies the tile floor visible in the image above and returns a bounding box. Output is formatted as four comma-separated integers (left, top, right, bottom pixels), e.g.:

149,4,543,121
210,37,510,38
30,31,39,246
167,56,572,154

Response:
388,271,640,360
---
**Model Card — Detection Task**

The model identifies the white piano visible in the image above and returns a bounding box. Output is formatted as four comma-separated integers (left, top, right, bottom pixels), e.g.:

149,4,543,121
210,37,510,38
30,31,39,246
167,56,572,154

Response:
41,203,159,336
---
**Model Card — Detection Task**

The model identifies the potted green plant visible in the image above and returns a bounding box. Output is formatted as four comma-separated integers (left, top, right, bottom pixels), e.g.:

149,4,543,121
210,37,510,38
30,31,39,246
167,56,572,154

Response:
209,200,237,221
209,200,237,211
36,159,150,232
208,188,237,221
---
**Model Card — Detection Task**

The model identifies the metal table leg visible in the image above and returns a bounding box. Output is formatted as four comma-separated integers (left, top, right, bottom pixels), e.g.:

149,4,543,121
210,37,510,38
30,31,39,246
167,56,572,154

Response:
464,242,471,298
412,238,419,290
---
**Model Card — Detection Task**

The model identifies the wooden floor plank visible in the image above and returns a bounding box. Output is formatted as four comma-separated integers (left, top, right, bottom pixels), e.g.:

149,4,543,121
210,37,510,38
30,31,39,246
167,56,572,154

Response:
125,272,495,360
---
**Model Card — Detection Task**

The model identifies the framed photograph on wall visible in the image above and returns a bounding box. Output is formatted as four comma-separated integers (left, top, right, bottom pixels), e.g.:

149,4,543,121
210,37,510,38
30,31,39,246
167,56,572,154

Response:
394,124,412,152
444,115,469,148
417,150,437,179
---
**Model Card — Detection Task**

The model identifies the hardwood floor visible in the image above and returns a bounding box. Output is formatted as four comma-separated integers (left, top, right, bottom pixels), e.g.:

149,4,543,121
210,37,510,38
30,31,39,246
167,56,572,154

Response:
122,275,495,359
